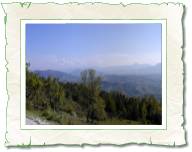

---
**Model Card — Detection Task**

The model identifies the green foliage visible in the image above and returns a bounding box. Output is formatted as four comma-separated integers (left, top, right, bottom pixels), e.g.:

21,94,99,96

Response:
26,63,162,125
80,69,101,96
100,91,116,117
92,97,107,121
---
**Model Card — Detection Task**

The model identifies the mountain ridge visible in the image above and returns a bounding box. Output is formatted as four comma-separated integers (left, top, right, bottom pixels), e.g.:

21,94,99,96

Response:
33,65,162,102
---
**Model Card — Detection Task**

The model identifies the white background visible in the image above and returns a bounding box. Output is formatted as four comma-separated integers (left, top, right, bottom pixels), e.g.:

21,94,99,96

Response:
0,0,191,152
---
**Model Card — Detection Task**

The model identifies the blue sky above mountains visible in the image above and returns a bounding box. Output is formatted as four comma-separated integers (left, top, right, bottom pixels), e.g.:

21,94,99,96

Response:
26,23,161,71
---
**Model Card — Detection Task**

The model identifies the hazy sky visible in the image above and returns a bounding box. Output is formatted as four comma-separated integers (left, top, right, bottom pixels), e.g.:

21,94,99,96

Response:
26,23,162,71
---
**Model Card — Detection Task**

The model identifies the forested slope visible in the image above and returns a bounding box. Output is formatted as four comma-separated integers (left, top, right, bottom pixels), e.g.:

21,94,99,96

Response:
26,64,162,125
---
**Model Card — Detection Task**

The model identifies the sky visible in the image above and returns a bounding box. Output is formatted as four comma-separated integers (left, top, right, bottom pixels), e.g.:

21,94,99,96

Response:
26,23,162,71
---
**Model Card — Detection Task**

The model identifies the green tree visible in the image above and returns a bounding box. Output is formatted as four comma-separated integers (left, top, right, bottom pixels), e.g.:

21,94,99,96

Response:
139,98,147,123
102,92,116,117
80,69,101,96
146,96,162,124
81,69,106,123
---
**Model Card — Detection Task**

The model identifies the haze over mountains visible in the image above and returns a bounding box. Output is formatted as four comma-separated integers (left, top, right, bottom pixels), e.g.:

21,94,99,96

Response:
34,63,162,102
60,63,161,76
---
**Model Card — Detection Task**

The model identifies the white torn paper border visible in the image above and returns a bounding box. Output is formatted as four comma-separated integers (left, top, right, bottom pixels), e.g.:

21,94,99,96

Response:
1,2,185,146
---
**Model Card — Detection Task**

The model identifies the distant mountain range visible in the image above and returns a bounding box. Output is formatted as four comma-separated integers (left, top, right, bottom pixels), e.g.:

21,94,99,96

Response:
101,74,161,102
99,63,161,75
66,63,161,76
34,70,78,82
33,63,162,102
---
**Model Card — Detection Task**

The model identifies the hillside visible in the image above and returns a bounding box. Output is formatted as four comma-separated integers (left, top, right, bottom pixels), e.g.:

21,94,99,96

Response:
27,66,162,125
34,68,162,102
34,70,78,82
102,74,161,102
